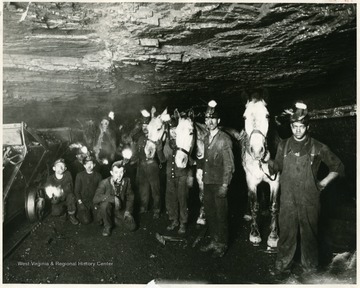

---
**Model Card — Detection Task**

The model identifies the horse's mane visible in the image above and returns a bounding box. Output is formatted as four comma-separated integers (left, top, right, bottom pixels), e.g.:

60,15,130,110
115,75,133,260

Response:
194,122,207,140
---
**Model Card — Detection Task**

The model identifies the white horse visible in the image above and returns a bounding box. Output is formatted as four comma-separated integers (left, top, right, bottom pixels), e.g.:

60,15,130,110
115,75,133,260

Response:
240,98,280,248
144,107,170,160
174,110,243,226
173,110,208,225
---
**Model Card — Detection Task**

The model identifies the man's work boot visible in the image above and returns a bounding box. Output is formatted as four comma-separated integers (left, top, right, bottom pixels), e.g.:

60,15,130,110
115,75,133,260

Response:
102,226,111,237
200,240,217,252
178,224,186,235
153,211,160,219
212,243,227,258
68,214,79,225
139,207,147,214
166,220,179,231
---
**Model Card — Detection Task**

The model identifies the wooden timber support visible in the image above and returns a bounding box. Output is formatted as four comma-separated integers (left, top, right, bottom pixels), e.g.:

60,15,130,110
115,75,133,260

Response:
309,104,356,120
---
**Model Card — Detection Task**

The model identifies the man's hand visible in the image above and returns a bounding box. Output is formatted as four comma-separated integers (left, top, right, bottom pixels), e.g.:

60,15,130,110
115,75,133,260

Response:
217,185,228,198
187,176,194,188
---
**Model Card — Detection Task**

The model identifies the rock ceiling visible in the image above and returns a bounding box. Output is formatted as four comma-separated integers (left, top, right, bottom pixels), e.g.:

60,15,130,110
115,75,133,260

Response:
3,2,357,112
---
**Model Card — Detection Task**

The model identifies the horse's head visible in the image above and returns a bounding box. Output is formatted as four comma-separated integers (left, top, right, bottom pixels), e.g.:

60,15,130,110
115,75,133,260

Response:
175,109,195,168
144,107,169,159
243,99,269,161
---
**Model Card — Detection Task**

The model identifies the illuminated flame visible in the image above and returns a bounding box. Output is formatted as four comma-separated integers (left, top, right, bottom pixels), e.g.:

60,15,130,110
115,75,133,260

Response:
80,146,88,154
122,148,133,159
45,186,64,198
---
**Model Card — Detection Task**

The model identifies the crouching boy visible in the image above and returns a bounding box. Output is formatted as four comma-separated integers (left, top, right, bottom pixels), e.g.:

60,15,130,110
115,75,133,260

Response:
74,155,103,224
93,160,136,236
45,158,79,225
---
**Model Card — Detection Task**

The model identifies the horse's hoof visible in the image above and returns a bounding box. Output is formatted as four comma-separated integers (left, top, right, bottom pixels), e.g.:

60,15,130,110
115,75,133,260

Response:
249,234,262,244
267,236,279,248
243,214,252,221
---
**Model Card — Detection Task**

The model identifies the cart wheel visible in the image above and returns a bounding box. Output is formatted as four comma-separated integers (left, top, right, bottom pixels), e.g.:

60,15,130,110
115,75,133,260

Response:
26,187,46,222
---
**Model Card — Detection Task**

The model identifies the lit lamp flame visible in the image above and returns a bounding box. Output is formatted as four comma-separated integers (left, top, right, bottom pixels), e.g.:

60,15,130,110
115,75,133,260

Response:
80,146,88,154
122,148,133,160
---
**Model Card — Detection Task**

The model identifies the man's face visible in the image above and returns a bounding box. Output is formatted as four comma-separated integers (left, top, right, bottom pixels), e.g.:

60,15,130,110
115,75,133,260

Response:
205,117,220,131
169,127,177,140
100,119,109,131
53,163,66,175
142,124,148,135
291,122,308,141
84,161,95,174
110,166,125,183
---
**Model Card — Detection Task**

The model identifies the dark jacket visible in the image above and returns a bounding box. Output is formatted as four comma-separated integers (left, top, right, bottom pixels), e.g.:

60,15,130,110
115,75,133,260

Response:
45,171,73,200
203,130,235,185
74,171,102,207
93,177,134,213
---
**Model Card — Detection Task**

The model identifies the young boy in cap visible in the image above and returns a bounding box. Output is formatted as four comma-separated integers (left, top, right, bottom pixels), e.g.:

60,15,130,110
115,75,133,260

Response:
269,101,344,276
44,158,79,225
74,155,103,224
93,160,136,236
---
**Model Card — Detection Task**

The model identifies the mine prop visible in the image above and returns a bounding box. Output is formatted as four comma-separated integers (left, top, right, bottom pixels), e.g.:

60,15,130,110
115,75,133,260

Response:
155,233,186,246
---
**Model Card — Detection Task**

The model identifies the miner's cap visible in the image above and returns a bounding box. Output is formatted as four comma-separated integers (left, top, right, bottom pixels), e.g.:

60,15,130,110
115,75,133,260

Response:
111,160,126,169
53,158,66,166
205,100,220,118
290,101,309,123
140,109,151,124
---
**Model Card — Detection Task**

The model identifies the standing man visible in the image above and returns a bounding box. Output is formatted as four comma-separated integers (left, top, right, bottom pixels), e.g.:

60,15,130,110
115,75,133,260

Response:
157,116,194,234
269,101,344,275
200,100,235,258
134,110,162,219
93,115,117,178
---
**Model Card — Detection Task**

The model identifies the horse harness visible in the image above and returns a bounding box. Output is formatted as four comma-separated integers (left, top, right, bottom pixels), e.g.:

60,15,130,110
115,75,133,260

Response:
247,129,278,181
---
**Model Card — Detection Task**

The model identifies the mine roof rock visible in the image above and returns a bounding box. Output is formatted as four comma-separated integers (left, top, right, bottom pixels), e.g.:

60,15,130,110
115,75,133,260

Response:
3,3,356,103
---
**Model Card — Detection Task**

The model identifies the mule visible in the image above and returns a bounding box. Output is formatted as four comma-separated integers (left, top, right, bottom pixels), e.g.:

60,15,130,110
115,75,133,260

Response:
174,110,243,226
240,98,280,248
173,109,209,224
144,107,170,160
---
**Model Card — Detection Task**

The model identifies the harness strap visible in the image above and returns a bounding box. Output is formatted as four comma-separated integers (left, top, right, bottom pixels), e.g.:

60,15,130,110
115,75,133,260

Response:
147,130,167,145
283,137,316,165
177,147,190,156
259,160,277,181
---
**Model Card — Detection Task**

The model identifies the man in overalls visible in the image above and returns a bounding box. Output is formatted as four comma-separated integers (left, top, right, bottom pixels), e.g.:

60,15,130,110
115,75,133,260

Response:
269,101,344,276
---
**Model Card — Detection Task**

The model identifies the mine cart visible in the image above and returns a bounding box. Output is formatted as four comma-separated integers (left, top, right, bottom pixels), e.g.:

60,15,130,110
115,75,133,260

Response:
3,122,75,225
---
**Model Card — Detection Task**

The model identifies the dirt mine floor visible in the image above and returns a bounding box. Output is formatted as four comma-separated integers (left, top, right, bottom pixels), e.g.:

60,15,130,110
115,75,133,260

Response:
3,191,356,285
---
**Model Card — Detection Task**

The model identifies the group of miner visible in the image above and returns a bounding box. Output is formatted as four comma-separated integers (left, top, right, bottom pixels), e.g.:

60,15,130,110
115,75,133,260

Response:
44,99,344,275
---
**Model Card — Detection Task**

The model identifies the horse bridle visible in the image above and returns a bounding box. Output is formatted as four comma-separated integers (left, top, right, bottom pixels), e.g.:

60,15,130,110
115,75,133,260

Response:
248,129,277,181
177,147,190,156
146,129,167,145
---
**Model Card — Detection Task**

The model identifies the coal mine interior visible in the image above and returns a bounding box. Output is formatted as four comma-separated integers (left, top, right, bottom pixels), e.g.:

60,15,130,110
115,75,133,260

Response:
2,2,357,285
